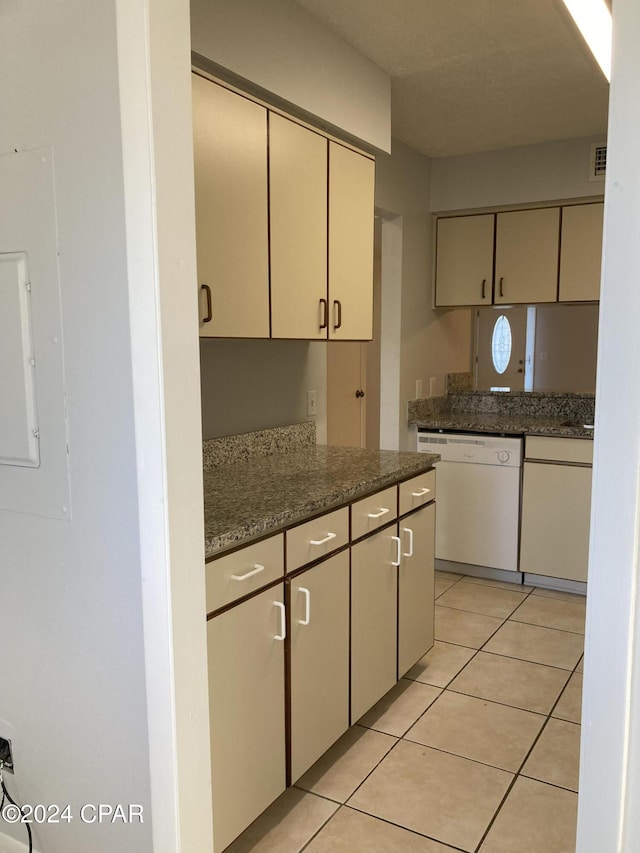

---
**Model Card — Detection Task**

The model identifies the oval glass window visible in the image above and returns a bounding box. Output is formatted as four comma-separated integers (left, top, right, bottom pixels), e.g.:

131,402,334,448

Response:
491,315,512,375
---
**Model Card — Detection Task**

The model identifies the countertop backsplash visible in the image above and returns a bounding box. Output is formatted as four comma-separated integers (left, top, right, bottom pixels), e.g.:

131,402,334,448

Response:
409,389,595,425
203,421,316,470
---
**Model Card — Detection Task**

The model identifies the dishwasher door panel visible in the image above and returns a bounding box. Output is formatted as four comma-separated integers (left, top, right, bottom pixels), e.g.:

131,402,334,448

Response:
434,460,520,571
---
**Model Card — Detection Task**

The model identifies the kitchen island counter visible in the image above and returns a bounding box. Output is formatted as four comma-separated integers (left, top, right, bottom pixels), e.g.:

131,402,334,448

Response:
203,443,439,558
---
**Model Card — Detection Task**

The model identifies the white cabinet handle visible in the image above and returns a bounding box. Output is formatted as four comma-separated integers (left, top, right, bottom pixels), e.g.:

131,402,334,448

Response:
412,487,431,497
402,527,414,558
391,535,402,567
273,601,286,641
309,532,337,546
298,587,311,625
231,563,265,581
368,507,390,519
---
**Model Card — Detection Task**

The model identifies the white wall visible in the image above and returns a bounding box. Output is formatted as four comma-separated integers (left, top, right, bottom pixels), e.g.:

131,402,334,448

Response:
577,0,640,848
376,140,472,450
431,135,606,212
200,340,326,442
0,2,211,852
190,0,391,152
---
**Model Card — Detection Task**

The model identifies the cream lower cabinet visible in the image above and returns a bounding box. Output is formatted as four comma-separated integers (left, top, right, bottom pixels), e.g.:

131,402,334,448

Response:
289,550,350,782
207,584,286,852
398,503,435,676
520,437,593,582
206,470,437,848
351,525,399,722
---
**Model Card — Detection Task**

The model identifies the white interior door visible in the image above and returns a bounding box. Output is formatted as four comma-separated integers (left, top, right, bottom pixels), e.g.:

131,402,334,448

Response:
475,306,527,391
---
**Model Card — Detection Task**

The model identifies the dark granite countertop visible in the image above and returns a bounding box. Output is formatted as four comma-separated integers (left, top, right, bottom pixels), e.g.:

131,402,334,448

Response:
204,445,439,558
414,413,594,439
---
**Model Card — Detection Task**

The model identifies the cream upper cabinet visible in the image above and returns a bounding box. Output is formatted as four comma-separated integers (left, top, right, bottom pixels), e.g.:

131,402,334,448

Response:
494,207,560,304
435,214,494,307
270,115,328,339
193,74,375,341
559,202,604,302
192,74,270,338
328,142,375,340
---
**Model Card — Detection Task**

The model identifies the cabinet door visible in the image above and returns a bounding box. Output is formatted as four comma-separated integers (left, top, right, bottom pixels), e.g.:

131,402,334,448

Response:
328,142,375,340
559,203,604,302
520,462,592,582
398,504,435,677
270,114,328,339
192,75,270,338
495,208,560,304
289,551,350,782
351,526,398,722
435,215,494,307
207,585,286,851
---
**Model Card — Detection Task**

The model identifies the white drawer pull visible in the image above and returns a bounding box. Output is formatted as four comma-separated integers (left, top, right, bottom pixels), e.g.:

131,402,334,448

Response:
231,563,265,582
298,587,311,626
412,487,431,497
391,535,402,567
309,532,337,546
368,507,390,519
402,527,414,558
273,601,286,641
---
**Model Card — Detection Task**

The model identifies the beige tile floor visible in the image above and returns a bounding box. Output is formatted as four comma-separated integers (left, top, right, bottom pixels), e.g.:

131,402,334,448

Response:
226,571,585,852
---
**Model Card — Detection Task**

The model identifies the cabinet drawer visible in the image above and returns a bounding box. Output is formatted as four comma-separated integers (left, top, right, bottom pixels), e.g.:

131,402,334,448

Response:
286,507,349,573
525,436,593,465
351,486,398,541
206,534,284,613
399,469,436,516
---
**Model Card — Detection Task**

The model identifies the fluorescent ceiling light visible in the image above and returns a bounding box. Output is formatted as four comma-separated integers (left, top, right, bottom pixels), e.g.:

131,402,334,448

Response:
562,0,612,81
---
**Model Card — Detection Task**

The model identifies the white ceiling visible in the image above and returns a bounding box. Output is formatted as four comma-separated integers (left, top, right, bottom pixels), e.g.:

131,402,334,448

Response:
294,0,609,157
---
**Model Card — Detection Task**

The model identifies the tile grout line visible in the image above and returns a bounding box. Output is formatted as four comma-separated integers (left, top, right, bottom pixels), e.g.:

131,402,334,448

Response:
437,601,585,637
299,803,470,853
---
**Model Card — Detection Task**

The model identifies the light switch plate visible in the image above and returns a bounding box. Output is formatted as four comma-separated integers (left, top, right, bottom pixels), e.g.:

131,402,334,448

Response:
307,390,317,416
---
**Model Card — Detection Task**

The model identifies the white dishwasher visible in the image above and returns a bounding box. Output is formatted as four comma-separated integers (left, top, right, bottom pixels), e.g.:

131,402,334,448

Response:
417,431,522,573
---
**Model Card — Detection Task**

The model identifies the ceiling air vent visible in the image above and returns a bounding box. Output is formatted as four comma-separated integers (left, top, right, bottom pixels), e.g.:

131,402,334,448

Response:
589,142,607,182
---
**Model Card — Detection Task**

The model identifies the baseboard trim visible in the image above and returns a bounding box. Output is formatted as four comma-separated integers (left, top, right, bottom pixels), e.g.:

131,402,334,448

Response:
435,559,524,586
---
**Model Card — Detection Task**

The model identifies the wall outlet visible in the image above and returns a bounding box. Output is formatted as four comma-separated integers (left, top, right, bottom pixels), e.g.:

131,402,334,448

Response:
0,736,14,772
307,390,317,417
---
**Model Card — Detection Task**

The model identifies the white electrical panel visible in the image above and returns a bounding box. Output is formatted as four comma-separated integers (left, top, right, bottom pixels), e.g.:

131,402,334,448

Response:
0,147,71,519
0,252,39,466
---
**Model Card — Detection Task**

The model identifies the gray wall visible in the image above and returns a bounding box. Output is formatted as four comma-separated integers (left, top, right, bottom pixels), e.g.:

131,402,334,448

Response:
191,0,391,152
376,140,473,450
200,339,326,440
431,135,605,211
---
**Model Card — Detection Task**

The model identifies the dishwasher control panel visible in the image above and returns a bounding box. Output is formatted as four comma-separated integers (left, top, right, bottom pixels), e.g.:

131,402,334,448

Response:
417,432,522,466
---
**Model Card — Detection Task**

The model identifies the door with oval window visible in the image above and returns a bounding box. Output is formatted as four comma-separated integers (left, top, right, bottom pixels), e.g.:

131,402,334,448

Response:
475,306,528,391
